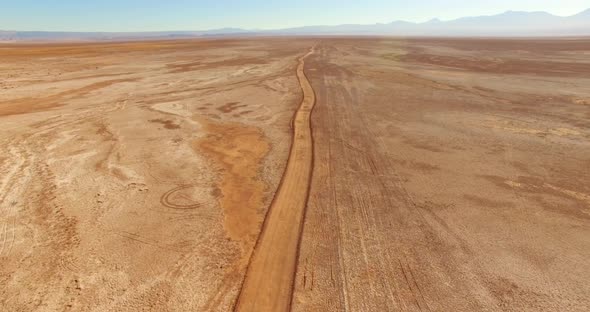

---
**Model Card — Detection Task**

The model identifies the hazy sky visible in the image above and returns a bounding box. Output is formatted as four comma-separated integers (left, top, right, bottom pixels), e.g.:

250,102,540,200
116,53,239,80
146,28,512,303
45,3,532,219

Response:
1,0,589,31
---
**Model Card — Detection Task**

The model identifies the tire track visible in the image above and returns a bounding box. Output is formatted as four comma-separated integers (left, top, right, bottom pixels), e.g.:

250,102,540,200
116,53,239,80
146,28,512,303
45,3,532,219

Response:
0,142,30,258
234,46,316,312
160,185,203,210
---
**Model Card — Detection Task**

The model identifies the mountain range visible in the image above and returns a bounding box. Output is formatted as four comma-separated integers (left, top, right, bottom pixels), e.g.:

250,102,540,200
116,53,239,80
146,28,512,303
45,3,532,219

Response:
1,9,589,41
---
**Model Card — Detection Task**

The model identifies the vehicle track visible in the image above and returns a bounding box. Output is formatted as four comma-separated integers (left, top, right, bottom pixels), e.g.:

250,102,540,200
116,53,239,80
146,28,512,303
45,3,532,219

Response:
160,185,203,210
234,46,316,312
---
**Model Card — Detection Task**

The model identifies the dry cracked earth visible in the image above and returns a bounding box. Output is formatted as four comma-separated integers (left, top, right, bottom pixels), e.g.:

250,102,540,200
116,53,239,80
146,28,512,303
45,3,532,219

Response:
1,37,589,311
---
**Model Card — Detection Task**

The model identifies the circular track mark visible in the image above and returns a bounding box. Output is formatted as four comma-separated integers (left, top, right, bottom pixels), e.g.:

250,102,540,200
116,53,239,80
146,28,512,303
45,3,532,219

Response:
160,185,203,210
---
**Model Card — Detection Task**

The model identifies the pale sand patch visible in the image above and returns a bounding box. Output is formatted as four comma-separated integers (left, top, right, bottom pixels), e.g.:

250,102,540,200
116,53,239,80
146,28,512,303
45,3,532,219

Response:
484,117,582,137
506,180,590,205
544,183,590,205
151,101,192,117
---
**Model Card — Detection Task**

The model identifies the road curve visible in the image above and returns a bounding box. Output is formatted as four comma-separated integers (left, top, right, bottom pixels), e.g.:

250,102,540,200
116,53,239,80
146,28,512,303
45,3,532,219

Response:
234,47,316,312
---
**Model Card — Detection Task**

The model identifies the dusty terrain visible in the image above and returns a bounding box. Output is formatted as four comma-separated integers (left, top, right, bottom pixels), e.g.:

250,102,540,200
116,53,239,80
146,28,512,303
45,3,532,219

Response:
293,38,590,312
0,39,311,311
1,37,589,311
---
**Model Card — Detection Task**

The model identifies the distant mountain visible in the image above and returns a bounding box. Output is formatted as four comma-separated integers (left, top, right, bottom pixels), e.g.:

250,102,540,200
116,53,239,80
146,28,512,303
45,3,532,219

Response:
1,9,589,41
271,9,590,36
0,28,252,42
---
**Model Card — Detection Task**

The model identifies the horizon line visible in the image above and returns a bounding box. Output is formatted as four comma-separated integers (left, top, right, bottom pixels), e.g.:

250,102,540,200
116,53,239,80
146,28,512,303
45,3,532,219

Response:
1,8,588,34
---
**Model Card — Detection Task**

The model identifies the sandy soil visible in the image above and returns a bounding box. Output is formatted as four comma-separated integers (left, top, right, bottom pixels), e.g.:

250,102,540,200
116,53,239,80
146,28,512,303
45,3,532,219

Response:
293,38,590,312
1,37,589,311
0,39,311,311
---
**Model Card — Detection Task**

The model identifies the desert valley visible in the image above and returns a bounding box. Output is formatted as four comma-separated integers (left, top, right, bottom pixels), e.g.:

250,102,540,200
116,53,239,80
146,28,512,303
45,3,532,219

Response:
1,37,589,311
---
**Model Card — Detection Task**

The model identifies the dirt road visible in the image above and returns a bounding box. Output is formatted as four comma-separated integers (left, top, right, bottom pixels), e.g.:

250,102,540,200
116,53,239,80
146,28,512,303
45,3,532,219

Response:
235,47,316,312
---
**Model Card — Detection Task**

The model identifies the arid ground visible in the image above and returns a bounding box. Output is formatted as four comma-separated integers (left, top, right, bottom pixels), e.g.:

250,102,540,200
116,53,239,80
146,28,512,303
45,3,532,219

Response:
1,38,589,311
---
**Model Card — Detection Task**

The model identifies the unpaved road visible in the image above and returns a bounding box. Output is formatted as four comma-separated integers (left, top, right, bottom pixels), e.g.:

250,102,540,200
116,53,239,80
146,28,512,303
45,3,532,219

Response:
235,47,315,312
1,38,590,311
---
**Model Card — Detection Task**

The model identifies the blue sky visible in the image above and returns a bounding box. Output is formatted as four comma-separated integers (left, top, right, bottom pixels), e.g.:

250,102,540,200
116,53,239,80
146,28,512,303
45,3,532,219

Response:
1,0,589,31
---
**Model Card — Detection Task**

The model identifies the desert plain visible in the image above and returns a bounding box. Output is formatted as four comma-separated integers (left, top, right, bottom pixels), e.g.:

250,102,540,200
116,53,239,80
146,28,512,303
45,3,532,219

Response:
0,37,589,311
